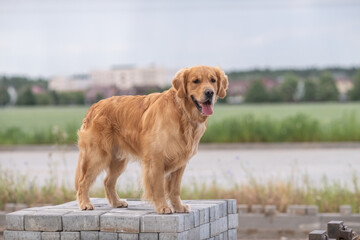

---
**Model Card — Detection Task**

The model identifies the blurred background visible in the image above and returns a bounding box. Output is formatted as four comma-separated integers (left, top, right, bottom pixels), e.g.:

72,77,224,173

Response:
0,0,360,239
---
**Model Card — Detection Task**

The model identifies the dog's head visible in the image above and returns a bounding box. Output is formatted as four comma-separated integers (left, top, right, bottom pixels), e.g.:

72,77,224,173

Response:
172,66,228,116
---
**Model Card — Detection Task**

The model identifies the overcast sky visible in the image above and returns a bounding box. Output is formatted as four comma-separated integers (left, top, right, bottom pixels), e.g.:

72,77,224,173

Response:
0,0,360,77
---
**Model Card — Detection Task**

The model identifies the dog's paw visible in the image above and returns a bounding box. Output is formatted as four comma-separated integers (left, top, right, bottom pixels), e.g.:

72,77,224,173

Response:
174,204,190,213
80,202,94,210
157,206,174,214
113,199,128,208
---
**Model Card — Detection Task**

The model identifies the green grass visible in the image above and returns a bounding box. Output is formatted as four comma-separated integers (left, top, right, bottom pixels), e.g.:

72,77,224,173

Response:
0,103,360,144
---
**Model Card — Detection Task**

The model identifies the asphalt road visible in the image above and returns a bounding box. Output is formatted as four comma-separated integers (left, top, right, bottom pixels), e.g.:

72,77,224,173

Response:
1,144,360,189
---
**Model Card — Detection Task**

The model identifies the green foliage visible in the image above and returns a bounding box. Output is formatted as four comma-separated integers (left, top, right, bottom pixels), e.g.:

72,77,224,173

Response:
349,70,360,101
303,78,317,101
245,79,268,102
267,88,282,102
202,112,360,143
58,91,85,105
0,86,10,105
16,87,36,105
317,72,339,101
280,73,299,102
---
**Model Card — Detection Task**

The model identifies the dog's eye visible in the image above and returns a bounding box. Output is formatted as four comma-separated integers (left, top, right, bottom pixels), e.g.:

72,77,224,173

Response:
211,78,216,83
193,79,200,84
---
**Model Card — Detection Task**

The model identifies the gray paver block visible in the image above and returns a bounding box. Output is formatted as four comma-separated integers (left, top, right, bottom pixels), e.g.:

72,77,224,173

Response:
183,211,194,230
25,209,71,231
227,214,238,229
287,205,306,215
99,232,118,240
237,204,248,214
200,223,210,240
340,205,352,215
139,232,158,240
4,230,18,240
159,231,188,240
42,232,61,240
61,231,80,240
210,219,219,237
81,231,99,240
218,216,228,233
264,205,276,216
6,210,37,230
7,231,42,240
227,229,237,240
141,214,185,233
188,226,200,240
118,233,138,240
4,203,16,212
63,210,107,231
251,205,263,214
226,200,237,214
190,205,209,225
307,205,319,216
309,230,327,240
101,212,142,233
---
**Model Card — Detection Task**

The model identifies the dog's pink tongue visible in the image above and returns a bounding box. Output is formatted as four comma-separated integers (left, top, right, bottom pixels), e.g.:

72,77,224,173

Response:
201,103,213,116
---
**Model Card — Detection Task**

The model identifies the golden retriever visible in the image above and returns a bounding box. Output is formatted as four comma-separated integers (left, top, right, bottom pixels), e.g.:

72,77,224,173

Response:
75,65,228,214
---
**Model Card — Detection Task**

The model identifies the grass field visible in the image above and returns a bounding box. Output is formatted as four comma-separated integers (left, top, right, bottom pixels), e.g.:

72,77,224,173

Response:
0,102,360,144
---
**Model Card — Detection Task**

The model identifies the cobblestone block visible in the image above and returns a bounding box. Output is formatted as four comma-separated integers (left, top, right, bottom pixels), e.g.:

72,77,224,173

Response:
226,200,237,214
190,205,210,225
183,211,195,230
340,205,352,215
81,231,99,240
118,233,139,240
264,205,276,216
237,204,248,214
4,230,18,240
227,214,238,229
42,232,61,240
287,205,306,215
251,205,263,214
188,226,200,240
100,212,142,233
218,216,228,233
200,223,210,239
99,232,118,240
227,229,237,240
61,231,80,240
4,230,42,240
141,214,185,233
25,209,71,231
14,204,28,211
139,233,158,240
159,231,188,240
4,203,16,212
210,219,220,237
309,230,327,240
6,210,37,230
63,210,107,231
307,205,319,216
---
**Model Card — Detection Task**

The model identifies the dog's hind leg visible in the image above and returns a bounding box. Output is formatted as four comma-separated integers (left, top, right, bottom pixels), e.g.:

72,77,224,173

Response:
104,158,129,208
77,149,109,210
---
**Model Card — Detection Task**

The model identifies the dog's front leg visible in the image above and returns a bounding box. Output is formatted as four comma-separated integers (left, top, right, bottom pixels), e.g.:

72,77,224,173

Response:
142,158,173,214
165,166,190,213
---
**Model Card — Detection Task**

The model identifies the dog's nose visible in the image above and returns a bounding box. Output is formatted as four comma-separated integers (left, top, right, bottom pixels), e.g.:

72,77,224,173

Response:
204,89,214,98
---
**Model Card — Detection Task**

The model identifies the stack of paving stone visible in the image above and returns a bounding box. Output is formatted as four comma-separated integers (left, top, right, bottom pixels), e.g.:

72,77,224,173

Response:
4,198,238,240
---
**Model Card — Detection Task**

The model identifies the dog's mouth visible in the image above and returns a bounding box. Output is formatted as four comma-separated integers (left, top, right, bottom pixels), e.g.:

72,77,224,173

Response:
191,96,213,116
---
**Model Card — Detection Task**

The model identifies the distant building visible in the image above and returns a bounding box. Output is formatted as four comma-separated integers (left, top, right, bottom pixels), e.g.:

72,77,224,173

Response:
49,74,92,92
91,65,175,90
335,77,353,101
49,65,176,92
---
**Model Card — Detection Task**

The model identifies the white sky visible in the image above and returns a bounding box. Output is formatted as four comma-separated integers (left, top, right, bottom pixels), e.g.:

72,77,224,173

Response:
0,0,360,77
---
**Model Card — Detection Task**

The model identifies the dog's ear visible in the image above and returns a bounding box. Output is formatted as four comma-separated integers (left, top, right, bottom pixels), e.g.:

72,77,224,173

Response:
172,68,188,98
215,67,228,99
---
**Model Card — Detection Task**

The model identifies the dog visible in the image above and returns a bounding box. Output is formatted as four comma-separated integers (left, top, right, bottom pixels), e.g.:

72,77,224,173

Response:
74,65,228,214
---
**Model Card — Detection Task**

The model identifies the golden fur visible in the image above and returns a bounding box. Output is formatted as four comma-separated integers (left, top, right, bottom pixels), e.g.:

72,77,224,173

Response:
75,65,228,214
